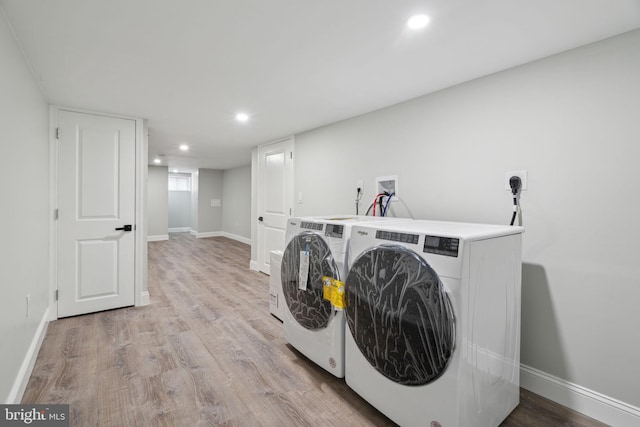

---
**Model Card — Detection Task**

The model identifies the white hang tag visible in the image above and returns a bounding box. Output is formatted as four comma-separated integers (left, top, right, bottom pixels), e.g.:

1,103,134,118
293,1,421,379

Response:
298,250,310,290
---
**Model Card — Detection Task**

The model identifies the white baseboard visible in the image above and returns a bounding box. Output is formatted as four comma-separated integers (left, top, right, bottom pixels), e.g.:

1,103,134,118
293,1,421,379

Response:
220,232,251,245
191,231,250,243
190,229,197,236
195,231,223,239
168,227,190,233
138,291,150,306
147,235,169,242
248,261,269,275
6,307,50,404
521,364,640,426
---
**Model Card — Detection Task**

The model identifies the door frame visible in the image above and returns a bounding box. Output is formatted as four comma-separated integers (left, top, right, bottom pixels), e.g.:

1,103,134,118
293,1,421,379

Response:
251,136,295,274
48,106,149,320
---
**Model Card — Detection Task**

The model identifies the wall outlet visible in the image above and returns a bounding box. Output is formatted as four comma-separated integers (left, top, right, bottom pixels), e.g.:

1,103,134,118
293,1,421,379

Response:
505,170,528,191
376,175,398,200
210,199,221,207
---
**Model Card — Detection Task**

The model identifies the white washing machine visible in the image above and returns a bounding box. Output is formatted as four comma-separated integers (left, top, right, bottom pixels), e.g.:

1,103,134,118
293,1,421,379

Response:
345,220,524,427
280,215,410,378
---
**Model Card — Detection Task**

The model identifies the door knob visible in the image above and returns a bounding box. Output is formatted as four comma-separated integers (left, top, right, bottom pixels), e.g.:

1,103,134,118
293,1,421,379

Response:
258,216,264,222
115,224,132,232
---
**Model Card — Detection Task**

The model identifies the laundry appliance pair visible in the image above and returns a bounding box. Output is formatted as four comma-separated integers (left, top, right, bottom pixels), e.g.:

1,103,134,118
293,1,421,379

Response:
281,216,524,427
279,215,406,378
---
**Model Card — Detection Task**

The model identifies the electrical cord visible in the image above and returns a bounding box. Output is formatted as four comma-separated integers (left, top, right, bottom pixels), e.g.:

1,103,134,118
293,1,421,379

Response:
509,196,518,226
355,187,362,215
509,176,521,226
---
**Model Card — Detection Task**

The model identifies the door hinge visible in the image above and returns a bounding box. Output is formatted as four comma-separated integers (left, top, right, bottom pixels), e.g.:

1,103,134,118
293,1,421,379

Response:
54,209,59,220
56,128,59,139
289,208,292,215
290,151,293,160
54,289,58,301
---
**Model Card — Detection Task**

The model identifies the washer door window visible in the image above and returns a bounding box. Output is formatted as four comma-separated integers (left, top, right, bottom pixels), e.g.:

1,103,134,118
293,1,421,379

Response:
345,245,455,386
281,232,339,330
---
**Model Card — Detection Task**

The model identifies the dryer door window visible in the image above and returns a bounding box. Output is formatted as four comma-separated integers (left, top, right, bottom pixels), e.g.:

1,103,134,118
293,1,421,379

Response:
345,244,455,386
281,232,339,330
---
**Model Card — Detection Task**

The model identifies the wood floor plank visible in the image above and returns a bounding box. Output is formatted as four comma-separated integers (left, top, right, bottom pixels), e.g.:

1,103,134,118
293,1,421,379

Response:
21,233,609,426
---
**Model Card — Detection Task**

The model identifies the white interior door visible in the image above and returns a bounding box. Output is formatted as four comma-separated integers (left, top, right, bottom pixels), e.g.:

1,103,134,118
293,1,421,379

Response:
257,137,294,274
57,110,136,318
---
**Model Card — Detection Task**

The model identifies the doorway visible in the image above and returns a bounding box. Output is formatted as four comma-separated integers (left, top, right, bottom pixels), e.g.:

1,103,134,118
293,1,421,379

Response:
255,137,294,274
50,107,148,319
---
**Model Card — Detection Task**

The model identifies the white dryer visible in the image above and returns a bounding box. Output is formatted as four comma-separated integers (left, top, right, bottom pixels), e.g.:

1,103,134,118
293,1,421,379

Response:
345,220,524,427
280,215,409,378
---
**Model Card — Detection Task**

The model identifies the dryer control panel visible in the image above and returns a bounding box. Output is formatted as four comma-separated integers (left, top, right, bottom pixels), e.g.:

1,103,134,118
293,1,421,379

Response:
301,221,323,231
325,224,344,238
375,230,419,244
423,235,459,257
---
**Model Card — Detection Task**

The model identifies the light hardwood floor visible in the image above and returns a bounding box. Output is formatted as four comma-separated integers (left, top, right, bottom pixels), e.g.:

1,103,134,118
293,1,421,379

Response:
22,233,608,426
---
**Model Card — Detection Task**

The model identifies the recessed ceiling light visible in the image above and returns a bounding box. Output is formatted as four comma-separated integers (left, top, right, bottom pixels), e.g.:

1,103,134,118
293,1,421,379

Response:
153,158,161,164
179,144,189,151
407,14,430,30
236,112,249,122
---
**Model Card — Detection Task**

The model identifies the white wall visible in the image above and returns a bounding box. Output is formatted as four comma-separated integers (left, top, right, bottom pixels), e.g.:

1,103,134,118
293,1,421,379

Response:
293,30,640,413
147,165,168,239
0,10,49,402
196,168,224,234
222,165,251,240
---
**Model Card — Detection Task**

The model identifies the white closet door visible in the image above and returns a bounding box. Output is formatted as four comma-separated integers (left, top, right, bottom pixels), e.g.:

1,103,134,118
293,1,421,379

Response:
57,110,136,318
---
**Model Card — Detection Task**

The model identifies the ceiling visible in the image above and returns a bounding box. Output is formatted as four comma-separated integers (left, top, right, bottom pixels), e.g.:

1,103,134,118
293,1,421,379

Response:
2,1,639,171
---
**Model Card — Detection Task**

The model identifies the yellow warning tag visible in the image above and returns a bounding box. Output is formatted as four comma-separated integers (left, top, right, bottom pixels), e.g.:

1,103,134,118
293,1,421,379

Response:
322,276,346,310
